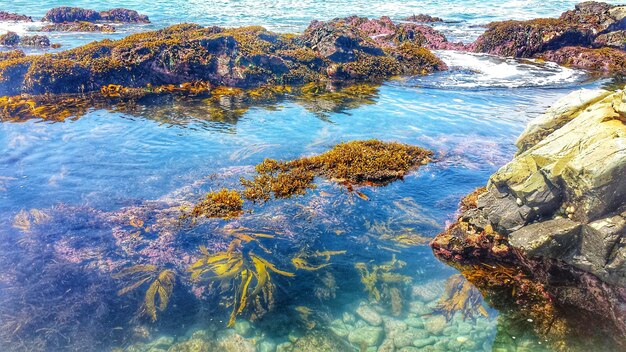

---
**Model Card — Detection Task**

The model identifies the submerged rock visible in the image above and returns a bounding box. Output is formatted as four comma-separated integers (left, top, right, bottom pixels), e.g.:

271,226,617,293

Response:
431,87,626,350
347,325,384,347
356,302,383,326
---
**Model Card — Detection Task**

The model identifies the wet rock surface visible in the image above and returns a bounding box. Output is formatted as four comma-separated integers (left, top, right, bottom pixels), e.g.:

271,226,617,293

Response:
0,11,33,22
0,31,52,48
0,18,446,96
42,7,150,23
470,1,626,73
431,87,626,350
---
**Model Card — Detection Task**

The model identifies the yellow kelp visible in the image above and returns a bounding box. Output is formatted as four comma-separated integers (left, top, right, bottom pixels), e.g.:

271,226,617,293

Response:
434,274,488,321
189,243,294,327
291,250,346,271
113,265,176,321
355,255,411,316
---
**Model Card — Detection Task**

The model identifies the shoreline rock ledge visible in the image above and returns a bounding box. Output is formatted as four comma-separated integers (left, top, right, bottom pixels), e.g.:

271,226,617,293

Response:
431,88,626,350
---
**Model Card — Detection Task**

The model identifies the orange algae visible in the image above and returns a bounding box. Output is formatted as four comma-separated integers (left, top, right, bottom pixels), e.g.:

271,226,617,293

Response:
241,139,432,202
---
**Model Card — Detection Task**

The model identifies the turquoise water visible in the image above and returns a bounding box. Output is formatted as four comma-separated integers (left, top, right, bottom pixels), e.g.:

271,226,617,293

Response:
0,1,621,352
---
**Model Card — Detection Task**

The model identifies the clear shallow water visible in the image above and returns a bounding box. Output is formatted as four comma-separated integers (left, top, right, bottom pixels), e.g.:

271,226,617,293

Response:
0,1,620,352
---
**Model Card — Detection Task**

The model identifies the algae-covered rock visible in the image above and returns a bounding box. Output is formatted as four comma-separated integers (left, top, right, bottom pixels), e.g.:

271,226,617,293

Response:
470,2,626,73
0,11,33,22
42,7,150,23
0,18,444,96
291,330,353,351
0,31,51,48
40,21,117,33
430,87,626,348
516,88,611,153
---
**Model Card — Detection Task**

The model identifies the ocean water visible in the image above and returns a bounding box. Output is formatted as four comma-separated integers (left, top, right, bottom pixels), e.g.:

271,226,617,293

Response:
0,1,622,352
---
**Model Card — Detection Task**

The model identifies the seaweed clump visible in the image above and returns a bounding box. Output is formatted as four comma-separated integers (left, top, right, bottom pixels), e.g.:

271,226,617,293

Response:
183,188,244,220
242,140,432,202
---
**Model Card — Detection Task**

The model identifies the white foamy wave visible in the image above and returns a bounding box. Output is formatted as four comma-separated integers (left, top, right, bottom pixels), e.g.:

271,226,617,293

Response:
0,21,44,36
411,50,588,89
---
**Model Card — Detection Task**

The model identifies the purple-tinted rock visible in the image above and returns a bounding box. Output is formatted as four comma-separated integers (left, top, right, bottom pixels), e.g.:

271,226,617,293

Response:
0,11,33,22
403,14,444,23
0,31,20,46
99,8,150,23
539,46,626,72
594,30,626,50
19,35,51,48
42,7,102,23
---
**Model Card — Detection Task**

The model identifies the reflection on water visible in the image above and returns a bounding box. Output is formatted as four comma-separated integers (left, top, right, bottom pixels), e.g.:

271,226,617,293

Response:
0,50,620,351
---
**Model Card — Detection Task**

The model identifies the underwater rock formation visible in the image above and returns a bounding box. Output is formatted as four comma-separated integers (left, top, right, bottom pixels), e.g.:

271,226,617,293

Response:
471,1,626,73
431,88,626,350
0,17,446,96
42,7,150,23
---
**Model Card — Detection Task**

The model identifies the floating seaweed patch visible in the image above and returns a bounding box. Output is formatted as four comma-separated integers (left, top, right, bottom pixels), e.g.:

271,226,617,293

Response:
113,265,176,322
434,274,489,321
181,188,244,221
355,255,412,316
241,140,432,202
189,242,294,327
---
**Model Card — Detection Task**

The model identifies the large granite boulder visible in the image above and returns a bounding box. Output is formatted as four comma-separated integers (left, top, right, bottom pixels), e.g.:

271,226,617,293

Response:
431,88,626,345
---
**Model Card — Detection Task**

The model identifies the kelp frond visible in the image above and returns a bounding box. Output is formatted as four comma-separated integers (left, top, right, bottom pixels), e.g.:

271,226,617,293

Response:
291,249,346,271
189,244,293,327
355,255,411,316
113,265,176,321
434,274,488,321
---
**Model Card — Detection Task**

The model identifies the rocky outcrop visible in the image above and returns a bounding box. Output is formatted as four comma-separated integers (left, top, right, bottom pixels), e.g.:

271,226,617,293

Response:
40,22,116,33
0,31,52,48
42,7,150,23
403,14,444,23
0,11,32,22
471,1,626,73
0,20,446,96
431,88,626,349
324,16,467,51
